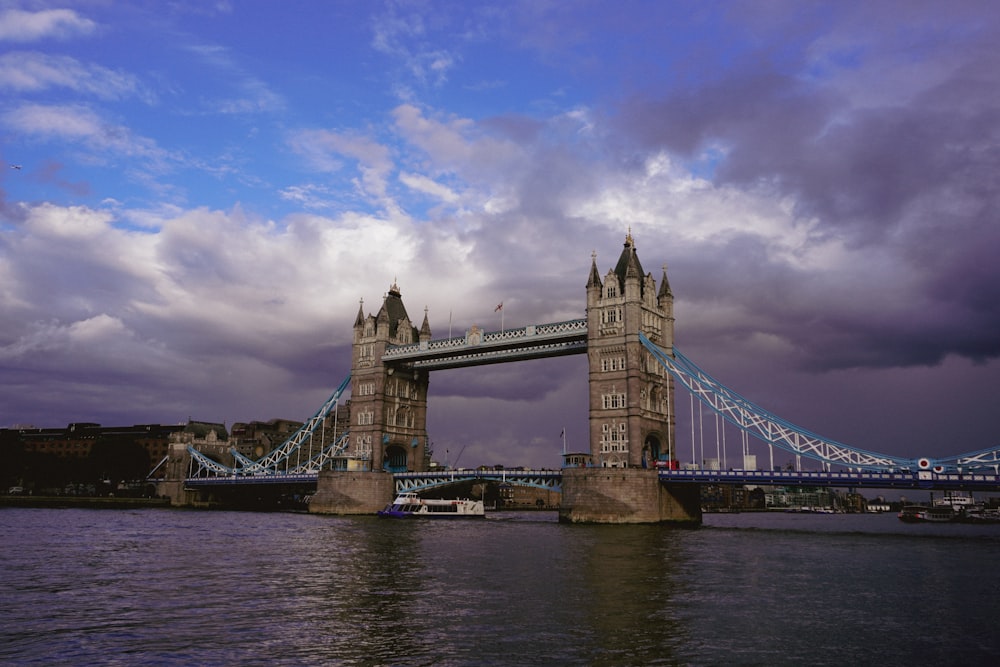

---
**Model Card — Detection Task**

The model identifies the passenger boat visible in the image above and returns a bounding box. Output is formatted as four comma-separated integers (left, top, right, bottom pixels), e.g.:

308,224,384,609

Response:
377,492,485,518
962,507,1000,524
897,505,957,523
898,491,1000,524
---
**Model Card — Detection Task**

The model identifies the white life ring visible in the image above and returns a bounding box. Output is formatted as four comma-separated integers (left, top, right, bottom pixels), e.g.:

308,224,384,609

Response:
917,458,931,470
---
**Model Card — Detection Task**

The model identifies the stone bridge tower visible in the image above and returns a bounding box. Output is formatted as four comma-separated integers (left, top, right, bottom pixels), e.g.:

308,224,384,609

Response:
585,232,676,467
561,232,697,523
349,282,431,473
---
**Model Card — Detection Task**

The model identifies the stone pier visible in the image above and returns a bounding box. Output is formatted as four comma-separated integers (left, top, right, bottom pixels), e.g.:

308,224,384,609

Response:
559,468,701,525
308,471,396,515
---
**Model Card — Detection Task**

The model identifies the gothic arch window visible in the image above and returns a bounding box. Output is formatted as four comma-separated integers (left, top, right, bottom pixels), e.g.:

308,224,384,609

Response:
603,455,626,468
383,445,407,473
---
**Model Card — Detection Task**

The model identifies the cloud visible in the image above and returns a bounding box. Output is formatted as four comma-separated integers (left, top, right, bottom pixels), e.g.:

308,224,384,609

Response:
0,8,97,42
0,51,151,102
1,314,131,361
371,2,459,87
389,103,530,214
35,161,91,197
287,129,395,203
0,199,424,424
602,4,1000,373
398,171,459,203
278,184,341,211
2,103,176,173
183,43,286,114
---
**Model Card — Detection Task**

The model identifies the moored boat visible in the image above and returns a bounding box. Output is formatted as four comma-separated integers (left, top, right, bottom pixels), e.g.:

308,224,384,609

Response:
897,505,956,523
898,491,1000,524
377,492,485,518
962,507,1000,524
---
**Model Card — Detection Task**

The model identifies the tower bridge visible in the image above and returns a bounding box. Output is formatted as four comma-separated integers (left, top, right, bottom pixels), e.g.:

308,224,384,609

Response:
166,233,1000,523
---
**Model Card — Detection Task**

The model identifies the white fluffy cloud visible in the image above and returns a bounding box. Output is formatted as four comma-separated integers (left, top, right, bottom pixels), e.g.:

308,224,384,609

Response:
0,8,96,42
0,51,148,100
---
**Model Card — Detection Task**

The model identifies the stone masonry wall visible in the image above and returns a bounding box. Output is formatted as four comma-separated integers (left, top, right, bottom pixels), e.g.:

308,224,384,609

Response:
309,470,396,515
559,467,701,525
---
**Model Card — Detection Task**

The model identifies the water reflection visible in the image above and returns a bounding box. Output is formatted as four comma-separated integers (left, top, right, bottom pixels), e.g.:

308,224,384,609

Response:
576,524,691,665
4,509,998,666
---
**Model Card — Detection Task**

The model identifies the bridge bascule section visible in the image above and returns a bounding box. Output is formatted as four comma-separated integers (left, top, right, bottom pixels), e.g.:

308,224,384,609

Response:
168,233,1000,521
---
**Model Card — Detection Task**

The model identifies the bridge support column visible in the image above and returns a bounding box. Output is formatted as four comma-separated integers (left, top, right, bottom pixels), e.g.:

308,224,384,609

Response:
154,442,198,506
155,480,198,507
559,468,701,525
309,471,395,515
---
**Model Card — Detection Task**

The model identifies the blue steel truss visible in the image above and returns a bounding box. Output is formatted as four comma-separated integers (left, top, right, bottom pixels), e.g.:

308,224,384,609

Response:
639,333,1000,473
187,375,352,478
181,467,1000,492
393,469,562,493
182,319,999,486
658,468,1000,490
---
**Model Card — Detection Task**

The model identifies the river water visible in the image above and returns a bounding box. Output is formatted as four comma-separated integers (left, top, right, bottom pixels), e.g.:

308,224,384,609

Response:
2,508,998,666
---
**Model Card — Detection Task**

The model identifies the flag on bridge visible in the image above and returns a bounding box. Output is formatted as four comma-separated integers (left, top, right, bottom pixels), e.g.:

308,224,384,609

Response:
495,302,503,312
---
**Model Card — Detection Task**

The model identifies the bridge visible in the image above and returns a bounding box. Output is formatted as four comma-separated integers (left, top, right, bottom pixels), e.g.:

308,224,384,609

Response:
183,467,1000,493
161,233,1000,521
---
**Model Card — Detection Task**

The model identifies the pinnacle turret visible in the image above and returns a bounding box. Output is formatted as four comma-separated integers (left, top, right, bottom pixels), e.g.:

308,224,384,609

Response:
658,264,672,299
354,298,365,327
420,306,432,341
586,250,603,290
613,230,645,295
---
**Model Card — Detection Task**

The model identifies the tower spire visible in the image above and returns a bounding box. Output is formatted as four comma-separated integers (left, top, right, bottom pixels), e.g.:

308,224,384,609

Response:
586,249,602,289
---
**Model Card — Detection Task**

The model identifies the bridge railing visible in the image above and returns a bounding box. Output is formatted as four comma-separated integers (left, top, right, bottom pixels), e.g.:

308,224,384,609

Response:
658,468,1000,490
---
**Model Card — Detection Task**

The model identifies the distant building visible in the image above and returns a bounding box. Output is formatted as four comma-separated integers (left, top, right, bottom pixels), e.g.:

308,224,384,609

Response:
229,405,350,461
230,418,305,458
1,420,227,492
2,422,189,465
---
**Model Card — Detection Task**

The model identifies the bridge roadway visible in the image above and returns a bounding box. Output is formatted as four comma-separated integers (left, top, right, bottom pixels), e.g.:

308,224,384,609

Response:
184,468,1000,493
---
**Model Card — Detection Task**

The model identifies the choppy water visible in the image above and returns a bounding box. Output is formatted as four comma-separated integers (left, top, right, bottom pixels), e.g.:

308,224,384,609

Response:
2,508,998,666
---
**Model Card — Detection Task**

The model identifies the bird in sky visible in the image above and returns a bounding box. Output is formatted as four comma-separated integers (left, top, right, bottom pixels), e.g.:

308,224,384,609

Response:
9,164,21,170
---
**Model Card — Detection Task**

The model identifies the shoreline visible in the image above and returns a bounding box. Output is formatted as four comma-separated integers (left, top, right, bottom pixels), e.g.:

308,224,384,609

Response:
0,495,171,509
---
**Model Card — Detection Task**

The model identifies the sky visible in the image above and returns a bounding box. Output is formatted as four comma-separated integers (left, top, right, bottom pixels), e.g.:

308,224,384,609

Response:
1,0,998,472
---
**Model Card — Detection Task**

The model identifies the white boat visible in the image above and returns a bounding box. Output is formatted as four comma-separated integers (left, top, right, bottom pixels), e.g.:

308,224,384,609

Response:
898,491,999,524
933,491,976,511
898,505,956,523
377,492,485,518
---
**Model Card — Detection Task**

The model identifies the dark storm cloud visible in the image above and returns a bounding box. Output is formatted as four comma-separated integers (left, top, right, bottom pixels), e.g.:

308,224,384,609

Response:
612,3,1000,372
429,357,583,402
